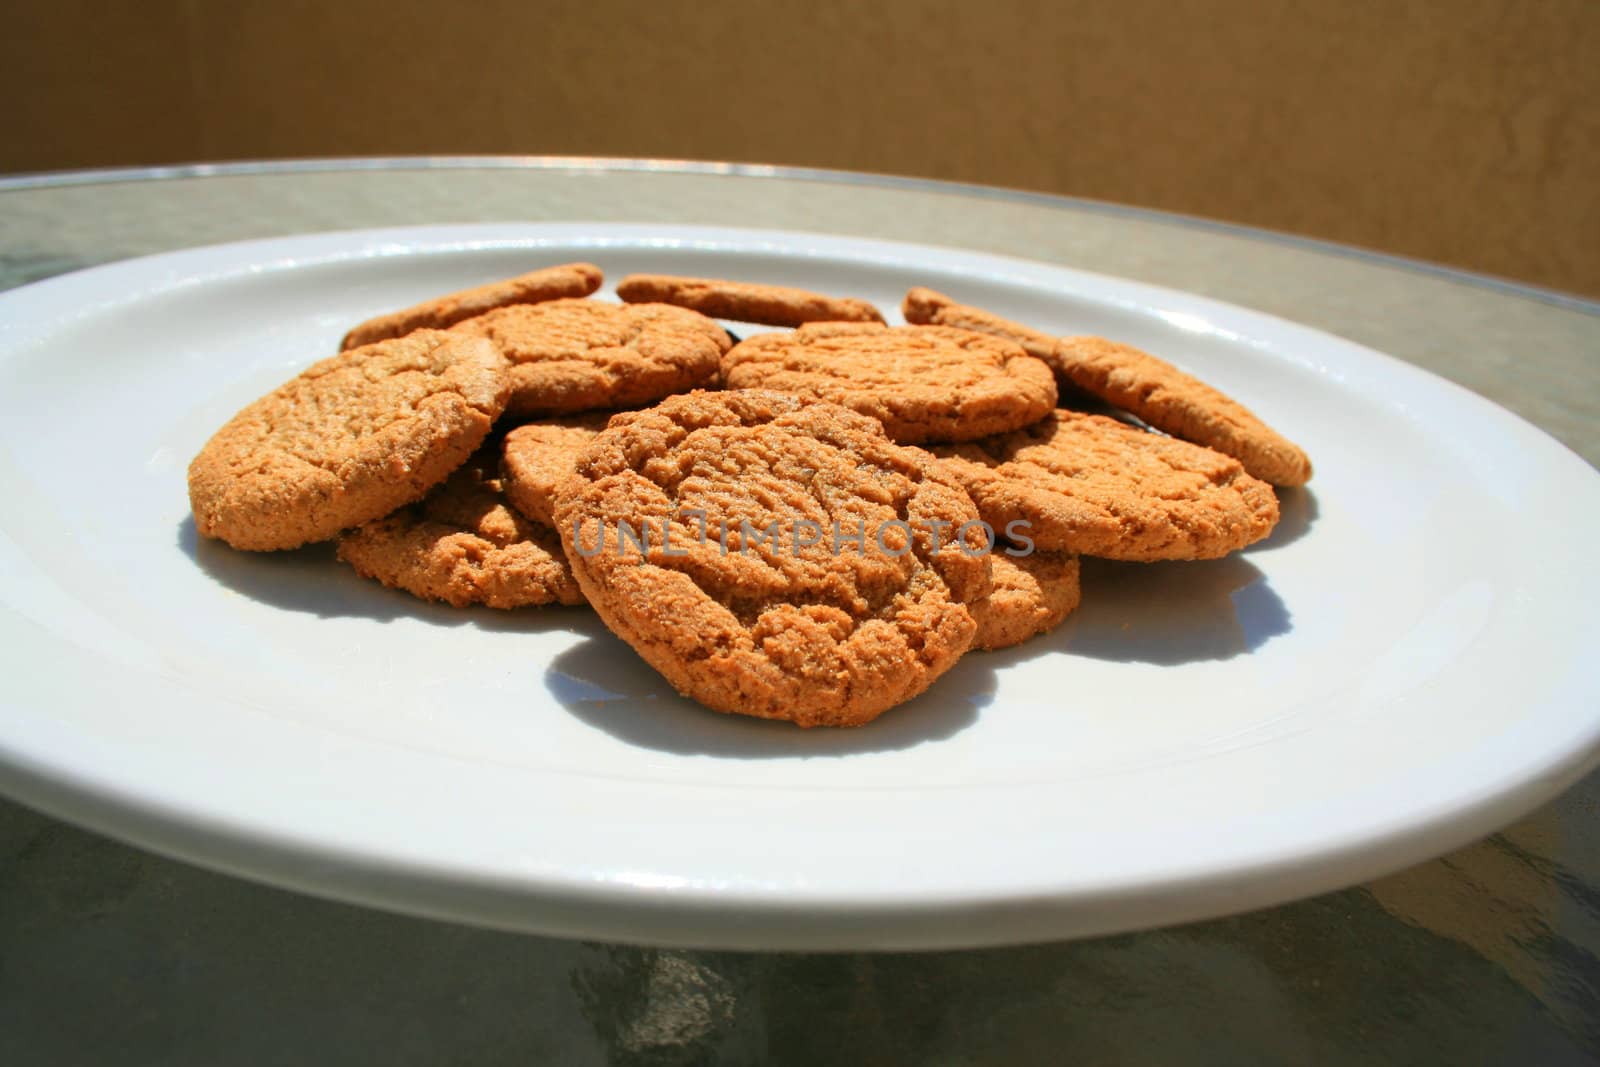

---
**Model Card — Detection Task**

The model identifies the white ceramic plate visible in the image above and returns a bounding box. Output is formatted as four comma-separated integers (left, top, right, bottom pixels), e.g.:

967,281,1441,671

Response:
2,223,1597,950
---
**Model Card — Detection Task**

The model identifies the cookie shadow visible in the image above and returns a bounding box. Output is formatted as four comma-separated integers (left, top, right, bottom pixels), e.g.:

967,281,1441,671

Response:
1056,555,1292,665
545,633,992,757
178,516,590,635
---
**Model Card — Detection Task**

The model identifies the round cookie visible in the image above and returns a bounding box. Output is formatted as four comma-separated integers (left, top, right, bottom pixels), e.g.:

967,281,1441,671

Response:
502,414,613,526
968,550,1082,651
719,323,1056,444
188,330,510,551
451,298,730,416
337,450,583,609
615,273,884,327
932,411,1279,561
552,390,992,728
340,262,603,350
904,287,1312,486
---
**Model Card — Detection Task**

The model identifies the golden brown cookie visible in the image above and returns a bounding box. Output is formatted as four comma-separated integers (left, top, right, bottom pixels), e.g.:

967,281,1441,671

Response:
188,331,510,552
337,450,583,609
969,550,1082,651
719,323,1057,444
501,414,613,527
553,389,992,727
932,411,1279,561
615,273,884,327
903,287,1312,486
340,262,603,350
903,286,1062,364
450,299,730,416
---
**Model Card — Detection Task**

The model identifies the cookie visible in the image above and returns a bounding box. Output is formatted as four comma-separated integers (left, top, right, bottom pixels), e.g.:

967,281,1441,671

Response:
903,287,1312,486
450,299,730,416
337,450,583,609
969,550,1082,651
502,414,613,526
188,330,510,551
719,323,1057,444
615,273,884,327
932,411,1279,561
553,389,991,727
340,262,603,350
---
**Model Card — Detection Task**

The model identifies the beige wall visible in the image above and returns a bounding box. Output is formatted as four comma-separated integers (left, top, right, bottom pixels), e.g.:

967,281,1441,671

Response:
5,0,1597,297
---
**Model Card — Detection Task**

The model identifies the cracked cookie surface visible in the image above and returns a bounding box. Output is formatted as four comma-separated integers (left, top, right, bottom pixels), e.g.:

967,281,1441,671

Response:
188,330,510,551
616,273,883,327
337,449,583,609
933,411,1279,560
552,389,991,727
452,298,730,416
340,262,603,350
904,287,1312,486
969,550,1082,651
719,322,1056,444
502,414,613,527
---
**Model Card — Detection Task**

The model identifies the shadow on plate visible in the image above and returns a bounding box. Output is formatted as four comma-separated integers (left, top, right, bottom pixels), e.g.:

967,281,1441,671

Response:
1056,555,1292,665
545,632,993,757
546,547,1293,755
177,516,589,636
181,511,1293,747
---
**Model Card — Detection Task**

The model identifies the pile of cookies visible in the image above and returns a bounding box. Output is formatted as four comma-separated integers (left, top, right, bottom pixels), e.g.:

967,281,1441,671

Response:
189,262,1310,728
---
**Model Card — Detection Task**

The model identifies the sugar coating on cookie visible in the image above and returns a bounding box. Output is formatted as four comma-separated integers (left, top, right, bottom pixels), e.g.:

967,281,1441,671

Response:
903,287,1312,487
340,262,603,350
719,322,1057,444
451,299,730,416
933,411,1279,561
501,414,613,527
968,550,1081,651
616,273,884,327
553,389,992,727
188,330,510,552
337,451,583,609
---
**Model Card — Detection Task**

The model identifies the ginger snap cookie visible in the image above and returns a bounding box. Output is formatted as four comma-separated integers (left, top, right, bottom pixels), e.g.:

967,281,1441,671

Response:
615,273,884,327
552,389,992,727
903,287,1312,486
340,262,603,350
501,414,613,527
188,330,510,552
719,322,1056,444
932,411,1279,561
969,550,1082,651
450,298,730,416
337,449,583,609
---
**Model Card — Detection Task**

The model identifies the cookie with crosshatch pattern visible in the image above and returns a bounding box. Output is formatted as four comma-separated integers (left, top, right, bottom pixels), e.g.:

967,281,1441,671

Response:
451,298,730,416
552,389,992,727
932,410,1279,561
188,330,509,551
719,322,1056,444
337,447,583,609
